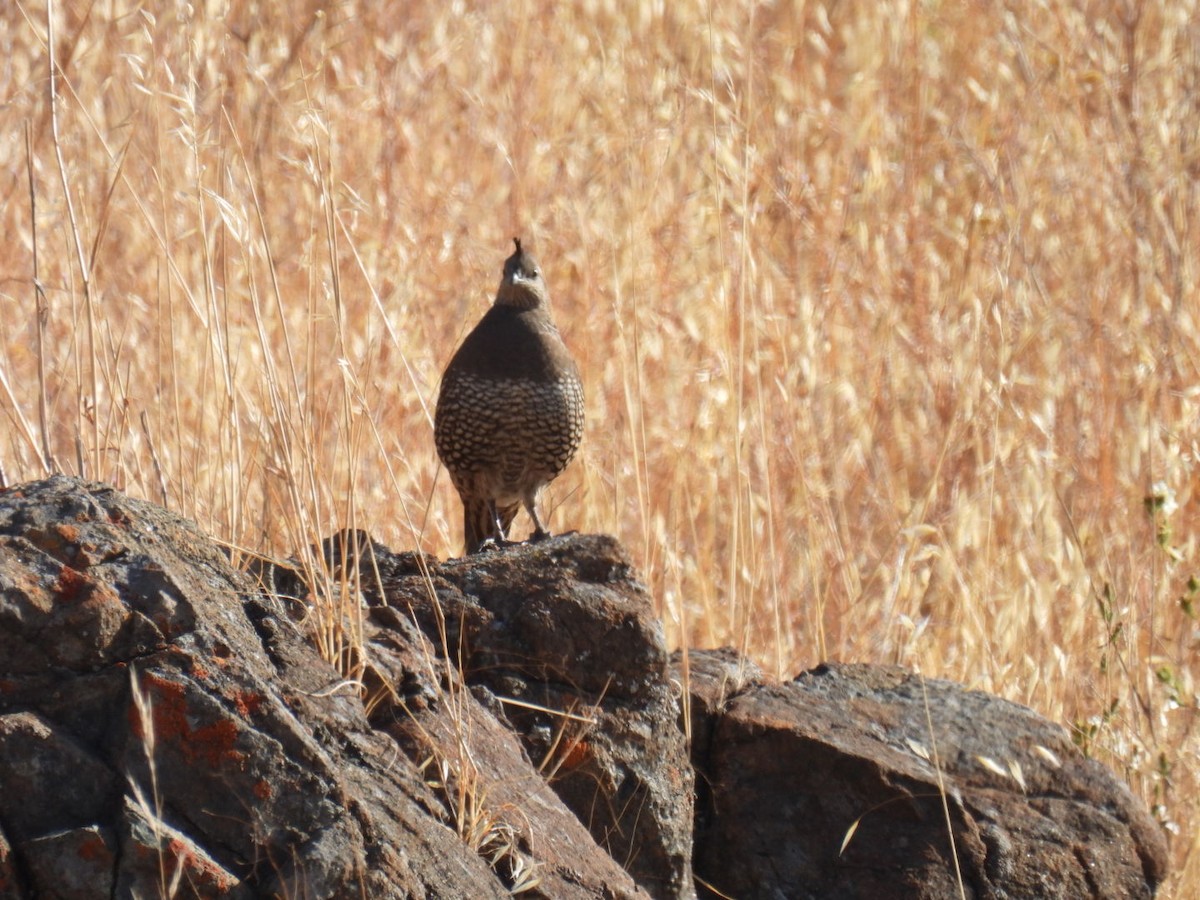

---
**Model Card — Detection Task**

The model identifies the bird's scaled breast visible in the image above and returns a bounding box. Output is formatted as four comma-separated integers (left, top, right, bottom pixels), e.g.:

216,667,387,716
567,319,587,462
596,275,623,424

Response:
434,370,584,476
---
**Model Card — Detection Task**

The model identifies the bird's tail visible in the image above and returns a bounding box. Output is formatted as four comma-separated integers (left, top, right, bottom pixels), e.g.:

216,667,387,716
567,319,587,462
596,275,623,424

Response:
463,497,519,554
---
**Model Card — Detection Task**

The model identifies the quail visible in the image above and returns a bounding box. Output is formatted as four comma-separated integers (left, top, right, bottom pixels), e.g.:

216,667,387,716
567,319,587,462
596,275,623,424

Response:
434,238,585,554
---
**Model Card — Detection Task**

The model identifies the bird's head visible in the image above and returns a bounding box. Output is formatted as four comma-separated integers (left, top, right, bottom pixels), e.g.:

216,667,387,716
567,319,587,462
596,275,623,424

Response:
496,237,549,309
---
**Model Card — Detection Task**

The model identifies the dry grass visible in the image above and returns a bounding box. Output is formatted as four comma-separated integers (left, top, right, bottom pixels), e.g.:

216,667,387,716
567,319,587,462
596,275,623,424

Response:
2,0,1199,893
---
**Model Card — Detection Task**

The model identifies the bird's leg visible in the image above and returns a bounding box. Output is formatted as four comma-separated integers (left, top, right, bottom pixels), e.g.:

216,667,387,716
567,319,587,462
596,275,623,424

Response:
525,493,581,544
489,499,508,542
477,499,519,552
524,495,551,543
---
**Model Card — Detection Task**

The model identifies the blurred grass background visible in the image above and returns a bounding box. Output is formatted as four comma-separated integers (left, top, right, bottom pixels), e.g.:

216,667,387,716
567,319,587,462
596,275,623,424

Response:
1,0,1197,892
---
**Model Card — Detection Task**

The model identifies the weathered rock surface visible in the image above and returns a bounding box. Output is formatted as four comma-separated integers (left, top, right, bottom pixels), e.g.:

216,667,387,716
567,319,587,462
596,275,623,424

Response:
681,654,1169,900
312,529,696,899
0,476,1169,900
0,476,648,898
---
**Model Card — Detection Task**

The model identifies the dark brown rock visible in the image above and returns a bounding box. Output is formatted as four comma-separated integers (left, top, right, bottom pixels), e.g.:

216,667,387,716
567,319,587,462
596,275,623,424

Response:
5,476,1165,900
369,533,696,900
363,601,651,899
683,655,1168,900
670,647,762,756
0,476,641,898
19,826,118,900
0,828,19,900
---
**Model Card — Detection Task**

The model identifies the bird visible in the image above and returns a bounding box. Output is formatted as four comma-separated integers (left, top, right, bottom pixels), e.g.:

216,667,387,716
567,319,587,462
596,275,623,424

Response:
434,238,585,555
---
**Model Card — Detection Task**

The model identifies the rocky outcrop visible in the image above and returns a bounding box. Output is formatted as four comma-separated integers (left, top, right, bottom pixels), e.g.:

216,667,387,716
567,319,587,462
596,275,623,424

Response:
358,535,696,899
682,653,1170,900
258,525,696,898
0,476,650,898
0,476,1169,899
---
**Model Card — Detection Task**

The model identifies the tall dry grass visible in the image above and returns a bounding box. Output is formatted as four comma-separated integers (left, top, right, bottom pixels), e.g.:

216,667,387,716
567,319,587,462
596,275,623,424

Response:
1,0,1198,892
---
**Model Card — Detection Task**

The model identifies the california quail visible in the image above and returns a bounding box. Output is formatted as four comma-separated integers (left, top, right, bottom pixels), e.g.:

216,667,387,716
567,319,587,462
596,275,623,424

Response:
434,238,585,554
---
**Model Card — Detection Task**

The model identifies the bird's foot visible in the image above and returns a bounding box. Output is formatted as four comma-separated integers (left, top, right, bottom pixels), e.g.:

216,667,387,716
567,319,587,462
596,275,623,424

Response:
473,535,522,554
473,529,577,553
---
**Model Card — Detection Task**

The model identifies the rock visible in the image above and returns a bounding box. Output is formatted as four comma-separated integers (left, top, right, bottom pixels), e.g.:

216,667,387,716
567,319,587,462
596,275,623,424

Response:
668,647,763,849
362,533,696,900
670,646,762,761
1,476,1167,899
0,829,20,900
116,797,251,899
0,476,641,898
19,826,117,900
363,601,651,899
683,655,1169,900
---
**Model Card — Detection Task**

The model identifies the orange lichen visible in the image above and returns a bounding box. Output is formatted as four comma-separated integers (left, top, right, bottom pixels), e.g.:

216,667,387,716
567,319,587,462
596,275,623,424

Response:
54,523,81,543
75,834,109,861
187,719,242,767
129,672,245,767
559,738,591,770
153,838,237,890
53,566,91,604
230,689,264,719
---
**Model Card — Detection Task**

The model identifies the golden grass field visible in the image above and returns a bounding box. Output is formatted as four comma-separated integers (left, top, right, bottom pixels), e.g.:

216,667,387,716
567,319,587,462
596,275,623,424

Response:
2,0,1198,893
